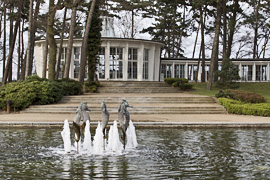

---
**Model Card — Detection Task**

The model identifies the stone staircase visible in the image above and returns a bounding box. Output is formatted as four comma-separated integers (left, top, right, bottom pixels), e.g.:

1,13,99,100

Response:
97,81,181,93
22,81,227,116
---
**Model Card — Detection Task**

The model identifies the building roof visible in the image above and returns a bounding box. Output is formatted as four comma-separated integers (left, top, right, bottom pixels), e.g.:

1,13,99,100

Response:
161,58,270,62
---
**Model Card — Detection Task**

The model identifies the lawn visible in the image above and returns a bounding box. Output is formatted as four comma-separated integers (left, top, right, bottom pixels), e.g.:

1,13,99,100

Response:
189,82,270,102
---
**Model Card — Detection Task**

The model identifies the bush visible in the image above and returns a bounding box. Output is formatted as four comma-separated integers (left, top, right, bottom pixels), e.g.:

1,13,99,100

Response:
219,98,270,117
0,75,83,111
164,78,188,85
179,83,193,90
84,81,100,93
164,78,192,90
216,89,266,103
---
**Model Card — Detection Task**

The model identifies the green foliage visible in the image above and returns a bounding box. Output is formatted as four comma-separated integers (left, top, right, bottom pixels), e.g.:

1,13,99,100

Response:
0,76,83,111
164,78,188,85
86,0,102,82
215,59,240,89
215,89,266,103
179,83,193,91
219,98,270,117
164,78,192,90
84,81,100,93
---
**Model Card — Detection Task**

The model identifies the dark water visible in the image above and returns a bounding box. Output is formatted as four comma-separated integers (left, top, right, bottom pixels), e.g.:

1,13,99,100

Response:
1,128,270,179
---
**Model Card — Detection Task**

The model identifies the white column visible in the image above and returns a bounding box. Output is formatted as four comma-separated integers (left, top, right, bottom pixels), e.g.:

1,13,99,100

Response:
154,45,160,81
123,42,128,81
105,41,110,80
137,43,144,81
198,61,202,82
149,46,155,81
252,62,256,82
172,61,175,78
239,62,242,81
185,62,188,79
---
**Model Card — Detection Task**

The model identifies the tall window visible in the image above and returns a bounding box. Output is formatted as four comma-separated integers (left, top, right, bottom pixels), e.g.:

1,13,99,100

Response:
98,47,105,79
110,47,123,79
143,49,149,80
59,47,67,79
188,65,197,81
257,65,267,81
242,65,253,81
161,64,172,78
174,64,185,78
73,47,80,78
128,48,138,79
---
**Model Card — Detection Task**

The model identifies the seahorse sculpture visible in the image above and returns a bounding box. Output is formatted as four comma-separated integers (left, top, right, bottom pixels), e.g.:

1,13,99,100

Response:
118,99,133,149
101,101,109,150
73,101,91,152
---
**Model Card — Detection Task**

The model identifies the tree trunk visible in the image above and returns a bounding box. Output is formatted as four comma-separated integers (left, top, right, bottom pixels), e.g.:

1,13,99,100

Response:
42,37,49,78
253,0,260,59
207,0,222,90
56,7,67,79
200,6,206,82
3,1,6,78
17,20,21,80
25,0,34,77
79,0,97,83
222,0,227,63
47,0,58,80
64,3,77,79
19,19,25,80
8,6,14,82
192,22,200,59
226,0,238,58
2,0,23,85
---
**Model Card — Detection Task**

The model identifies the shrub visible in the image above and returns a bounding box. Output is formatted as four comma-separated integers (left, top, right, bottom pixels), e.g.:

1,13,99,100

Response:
219,98,270,117
84,81,100,93
164,78,188,85
164,78,192,90
0,75,83,111
180,83,193,90
227,89,265,103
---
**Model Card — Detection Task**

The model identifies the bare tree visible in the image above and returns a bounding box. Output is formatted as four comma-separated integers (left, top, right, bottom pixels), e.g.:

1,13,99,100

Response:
2,0,23,85
63,0,82,79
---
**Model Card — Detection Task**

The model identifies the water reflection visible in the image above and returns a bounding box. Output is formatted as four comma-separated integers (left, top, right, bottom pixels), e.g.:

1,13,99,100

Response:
1,128,270,179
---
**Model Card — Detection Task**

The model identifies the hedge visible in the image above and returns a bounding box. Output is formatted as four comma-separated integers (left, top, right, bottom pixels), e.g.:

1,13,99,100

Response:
218,98,270,117
0,75,82,111
164,78,193,90
216,89,266,104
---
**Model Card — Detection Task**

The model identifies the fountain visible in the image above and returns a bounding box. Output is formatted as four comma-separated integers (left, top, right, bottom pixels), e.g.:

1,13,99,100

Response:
61,101,138,155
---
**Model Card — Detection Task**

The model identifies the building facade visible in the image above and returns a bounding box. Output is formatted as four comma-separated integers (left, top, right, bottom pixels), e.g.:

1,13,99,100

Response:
35,38,163,81
35,38,270,82
161,58,270,82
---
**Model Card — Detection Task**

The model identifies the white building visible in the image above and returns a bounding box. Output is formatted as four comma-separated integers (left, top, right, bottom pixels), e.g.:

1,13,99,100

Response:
35,37,163,81
35,38,270,82
161,58,270,82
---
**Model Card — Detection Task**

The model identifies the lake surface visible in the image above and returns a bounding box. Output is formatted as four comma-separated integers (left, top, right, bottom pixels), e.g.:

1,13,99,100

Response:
1,128,270,179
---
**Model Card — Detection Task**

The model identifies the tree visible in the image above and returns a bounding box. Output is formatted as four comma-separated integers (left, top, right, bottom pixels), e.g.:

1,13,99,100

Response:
86,0,102,82
2,0,24,85
63,0,82,79
207,0,222,90
79,0,97,83
47,0,64,80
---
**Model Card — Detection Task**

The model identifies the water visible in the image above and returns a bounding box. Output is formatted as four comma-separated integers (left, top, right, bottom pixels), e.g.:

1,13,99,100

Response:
1,128,270,179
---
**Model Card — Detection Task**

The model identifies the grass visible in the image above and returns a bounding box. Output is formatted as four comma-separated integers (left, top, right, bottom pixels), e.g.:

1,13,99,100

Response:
189,82,270,102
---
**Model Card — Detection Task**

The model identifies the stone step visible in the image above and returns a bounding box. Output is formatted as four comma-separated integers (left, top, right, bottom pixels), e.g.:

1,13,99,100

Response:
99,81,170,87
97,87,182,93
22,104,226,114
59,96,215,104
